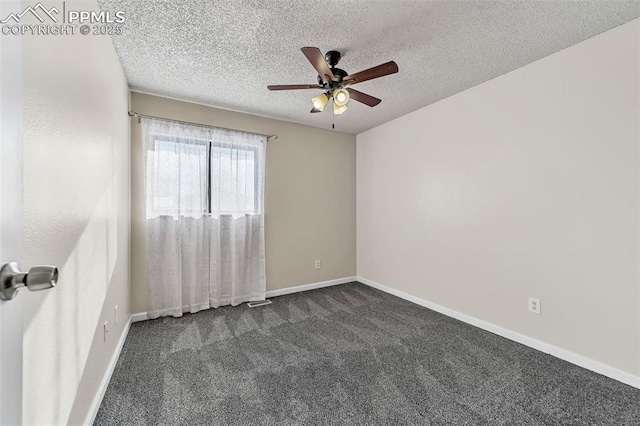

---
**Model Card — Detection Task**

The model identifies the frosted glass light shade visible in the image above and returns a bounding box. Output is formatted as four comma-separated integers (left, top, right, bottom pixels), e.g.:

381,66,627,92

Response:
333,88,349,106
311,93,329,111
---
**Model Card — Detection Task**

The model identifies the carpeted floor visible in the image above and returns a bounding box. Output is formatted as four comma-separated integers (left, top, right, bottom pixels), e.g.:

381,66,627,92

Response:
95,282,640,425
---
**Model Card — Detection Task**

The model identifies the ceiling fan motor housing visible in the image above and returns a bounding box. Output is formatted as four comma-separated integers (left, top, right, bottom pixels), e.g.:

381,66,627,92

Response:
317,67,348,88
315,50,348,88
324,50,341,66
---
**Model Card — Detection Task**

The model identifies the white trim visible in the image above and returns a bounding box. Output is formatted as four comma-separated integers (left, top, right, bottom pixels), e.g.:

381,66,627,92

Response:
130,312,149,323
357,276,640,389
128,276,357,322
84,317,132,426
265,276,357,298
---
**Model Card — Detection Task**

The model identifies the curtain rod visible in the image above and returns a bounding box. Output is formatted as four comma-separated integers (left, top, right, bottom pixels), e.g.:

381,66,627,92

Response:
127,111,278,141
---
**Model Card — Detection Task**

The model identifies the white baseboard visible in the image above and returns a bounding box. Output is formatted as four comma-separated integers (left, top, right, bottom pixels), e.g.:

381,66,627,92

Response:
130,312,149,323
129,276,357,322
84,317,132,426
357,276,640,389
265,276,357,298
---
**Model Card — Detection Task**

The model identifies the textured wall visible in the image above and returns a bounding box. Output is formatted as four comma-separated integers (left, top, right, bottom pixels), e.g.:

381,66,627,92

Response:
357,20,639,376
21,1,131,424
130,92,356,314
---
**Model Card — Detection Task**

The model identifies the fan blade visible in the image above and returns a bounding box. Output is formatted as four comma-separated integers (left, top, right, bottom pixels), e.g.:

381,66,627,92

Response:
347,88,381,107
310,107,322,113
343,61,398,85
268,84,322,90
301,47,336,83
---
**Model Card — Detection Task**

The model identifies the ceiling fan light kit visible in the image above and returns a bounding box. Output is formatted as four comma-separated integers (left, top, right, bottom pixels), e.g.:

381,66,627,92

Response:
333,88,349,106
312,93,329,111
267,47,399,120
333,102,348,115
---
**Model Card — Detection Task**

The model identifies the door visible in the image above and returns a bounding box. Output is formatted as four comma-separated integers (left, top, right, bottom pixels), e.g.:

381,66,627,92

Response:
0,0,23,423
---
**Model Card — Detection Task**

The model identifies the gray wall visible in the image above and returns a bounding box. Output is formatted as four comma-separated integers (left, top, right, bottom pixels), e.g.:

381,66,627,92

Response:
130,92,357,314
357,20,639,376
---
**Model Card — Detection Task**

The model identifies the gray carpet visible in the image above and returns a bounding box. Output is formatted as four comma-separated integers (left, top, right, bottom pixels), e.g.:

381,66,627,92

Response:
95,282,640,425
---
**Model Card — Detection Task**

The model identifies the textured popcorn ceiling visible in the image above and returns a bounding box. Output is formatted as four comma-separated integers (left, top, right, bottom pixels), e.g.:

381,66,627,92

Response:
98,0,639,134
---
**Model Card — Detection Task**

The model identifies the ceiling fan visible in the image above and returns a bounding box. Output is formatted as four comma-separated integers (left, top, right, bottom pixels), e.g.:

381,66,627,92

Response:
267,47,399,115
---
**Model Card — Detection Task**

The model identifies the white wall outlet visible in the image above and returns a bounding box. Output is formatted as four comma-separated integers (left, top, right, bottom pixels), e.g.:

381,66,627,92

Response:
114,305,119,325
103,321,109,342
528,297,541,314
314,260,321,269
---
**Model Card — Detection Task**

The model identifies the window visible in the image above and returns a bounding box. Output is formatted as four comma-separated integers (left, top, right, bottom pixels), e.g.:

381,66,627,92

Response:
148,139,208,216
146,137,262,218
210,144,259,215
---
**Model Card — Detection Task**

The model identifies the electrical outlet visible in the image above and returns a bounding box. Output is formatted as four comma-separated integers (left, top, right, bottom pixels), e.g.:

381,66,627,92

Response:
103,321,109,342
314,260,321,269
114,305,119,325
528,297,541,315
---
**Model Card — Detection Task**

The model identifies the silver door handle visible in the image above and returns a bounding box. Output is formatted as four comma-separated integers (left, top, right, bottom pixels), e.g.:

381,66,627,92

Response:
0,262,58,301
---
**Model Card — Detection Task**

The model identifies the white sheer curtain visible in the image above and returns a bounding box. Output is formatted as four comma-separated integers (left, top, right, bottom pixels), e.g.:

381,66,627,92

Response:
142,117,266,319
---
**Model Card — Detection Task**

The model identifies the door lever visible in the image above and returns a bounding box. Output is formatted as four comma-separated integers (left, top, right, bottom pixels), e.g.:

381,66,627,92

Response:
0,262,58,301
